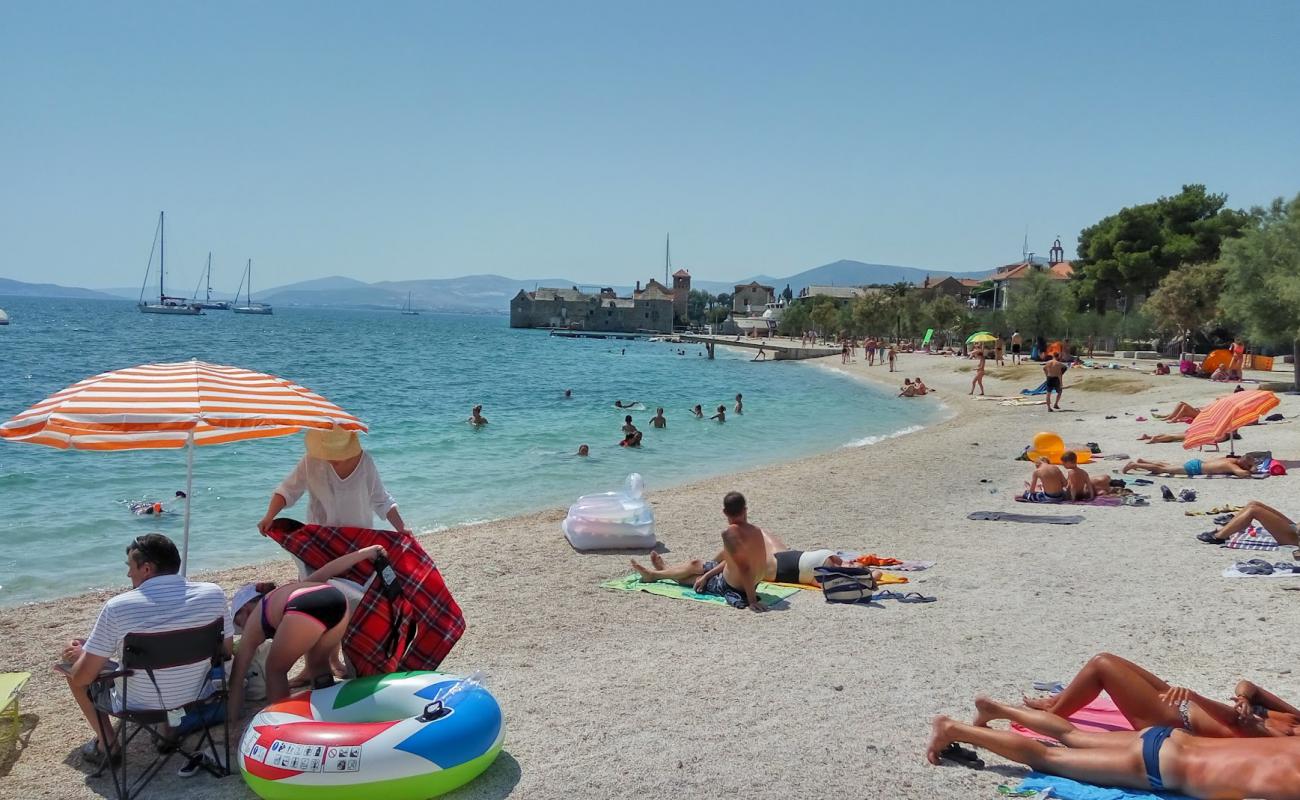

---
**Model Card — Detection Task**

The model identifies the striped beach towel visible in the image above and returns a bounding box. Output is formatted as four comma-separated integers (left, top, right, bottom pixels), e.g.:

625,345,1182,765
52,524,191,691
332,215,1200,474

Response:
1223,525,1279,551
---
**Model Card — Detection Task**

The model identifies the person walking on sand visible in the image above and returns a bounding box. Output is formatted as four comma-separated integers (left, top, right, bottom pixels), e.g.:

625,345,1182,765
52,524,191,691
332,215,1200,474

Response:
969,349,986,396
995,339,1005,366
1025,457,1068,502
866,337,876,366
1011,331,1022,365
888,345,897,372
649,408,667,428
1043,354,1066,411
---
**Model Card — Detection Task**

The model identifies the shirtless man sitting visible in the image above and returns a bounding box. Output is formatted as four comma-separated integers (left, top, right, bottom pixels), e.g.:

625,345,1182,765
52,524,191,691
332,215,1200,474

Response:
1024,458,1067,502
1060,451,1094,501
628,493,864,611
926,705,1300,800
1122,455,1256,478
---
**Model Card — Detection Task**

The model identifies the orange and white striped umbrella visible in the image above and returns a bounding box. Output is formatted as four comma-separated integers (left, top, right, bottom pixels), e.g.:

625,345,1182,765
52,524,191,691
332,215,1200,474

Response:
1183,389,1278,451
0,359,367,572
0,359,367,449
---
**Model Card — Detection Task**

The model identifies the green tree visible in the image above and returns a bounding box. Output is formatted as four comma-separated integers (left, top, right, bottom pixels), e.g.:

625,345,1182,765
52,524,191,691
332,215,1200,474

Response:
1076,184,1252,312
808,296,842,340
777,299,811,336
1142,262,1227,350
686,289,713,324
1006,270,1068,342
851,293,892,336
886,282,912,339
922,296,964,345
1220,195,1300,387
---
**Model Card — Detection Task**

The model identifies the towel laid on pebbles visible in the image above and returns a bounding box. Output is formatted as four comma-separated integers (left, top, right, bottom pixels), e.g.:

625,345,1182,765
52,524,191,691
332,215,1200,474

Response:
968,511,1085,525
601,574,800,606
1016,773,1192,800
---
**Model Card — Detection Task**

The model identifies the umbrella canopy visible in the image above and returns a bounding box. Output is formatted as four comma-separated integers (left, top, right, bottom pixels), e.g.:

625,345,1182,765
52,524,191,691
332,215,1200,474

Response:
1183,389,1278,451
967,332,996,344
0,359,367,571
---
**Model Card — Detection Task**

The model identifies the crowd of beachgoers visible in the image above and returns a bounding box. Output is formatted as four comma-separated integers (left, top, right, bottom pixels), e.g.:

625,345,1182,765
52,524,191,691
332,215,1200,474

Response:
3,336,1298,800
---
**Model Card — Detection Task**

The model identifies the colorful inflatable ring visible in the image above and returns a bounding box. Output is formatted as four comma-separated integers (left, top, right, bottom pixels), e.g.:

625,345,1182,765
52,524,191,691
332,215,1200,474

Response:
238,671,504,800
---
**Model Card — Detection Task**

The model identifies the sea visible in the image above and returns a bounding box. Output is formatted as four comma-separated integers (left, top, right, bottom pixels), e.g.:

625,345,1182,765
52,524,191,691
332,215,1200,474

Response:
0,297,934,606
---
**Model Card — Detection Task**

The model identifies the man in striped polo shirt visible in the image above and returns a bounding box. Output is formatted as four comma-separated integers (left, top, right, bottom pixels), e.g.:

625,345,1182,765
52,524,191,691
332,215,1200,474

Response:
58,534,233,765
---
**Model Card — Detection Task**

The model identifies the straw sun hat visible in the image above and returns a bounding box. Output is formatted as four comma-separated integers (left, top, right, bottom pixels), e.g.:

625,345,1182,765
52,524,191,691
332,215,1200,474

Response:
305,427,362,461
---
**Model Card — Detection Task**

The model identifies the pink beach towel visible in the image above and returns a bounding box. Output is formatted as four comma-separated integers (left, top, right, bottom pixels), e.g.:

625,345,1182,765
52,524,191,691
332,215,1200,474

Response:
1011,693,1135,743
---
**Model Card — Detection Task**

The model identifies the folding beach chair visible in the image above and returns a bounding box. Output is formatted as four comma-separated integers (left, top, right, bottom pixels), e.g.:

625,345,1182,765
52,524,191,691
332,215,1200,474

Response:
89,617,230,799
0,671,30,741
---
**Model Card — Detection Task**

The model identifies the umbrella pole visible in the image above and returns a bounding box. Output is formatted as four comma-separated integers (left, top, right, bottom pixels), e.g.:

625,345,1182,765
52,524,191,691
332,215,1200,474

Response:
181,432,194,575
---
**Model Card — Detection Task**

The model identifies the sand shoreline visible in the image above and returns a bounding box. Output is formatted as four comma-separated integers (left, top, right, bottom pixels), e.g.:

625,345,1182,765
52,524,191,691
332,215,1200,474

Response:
4,349,1298,800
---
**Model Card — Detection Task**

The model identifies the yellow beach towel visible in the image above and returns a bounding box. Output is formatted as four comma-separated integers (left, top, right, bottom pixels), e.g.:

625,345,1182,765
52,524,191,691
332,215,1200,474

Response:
770,572,908,592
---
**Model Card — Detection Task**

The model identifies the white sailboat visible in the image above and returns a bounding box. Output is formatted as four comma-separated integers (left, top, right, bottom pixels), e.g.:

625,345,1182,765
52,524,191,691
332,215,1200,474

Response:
231,259,273,315
0,308,9,326
192,252,230,310
401,291,419,315
138,211,202,315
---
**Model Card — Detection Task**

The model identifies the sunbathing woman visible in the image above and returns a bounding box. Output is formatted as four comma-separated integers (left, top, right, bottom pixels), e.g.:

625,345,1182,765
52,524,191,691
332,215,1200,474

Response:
228,544,387,713
1196,500,1300,546
927,702,1300,800
1020,652,1299,738
1121,454,1254,478
1155,402,1200,423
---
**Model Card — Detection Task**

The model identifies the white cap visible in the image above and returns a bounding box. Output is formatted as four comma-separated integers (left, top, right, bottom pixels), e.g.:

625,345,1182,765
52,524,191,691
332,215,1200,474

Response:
230,583,262,632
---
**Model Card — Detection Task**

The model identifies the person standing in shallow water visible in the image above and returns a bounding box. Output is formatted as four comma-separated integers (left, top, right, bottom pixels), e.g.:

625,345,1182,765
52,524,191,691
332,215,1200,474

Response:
691,404,704,418
711,405,726,423
734,394,743,414
649,409,667,428
468,405,488,425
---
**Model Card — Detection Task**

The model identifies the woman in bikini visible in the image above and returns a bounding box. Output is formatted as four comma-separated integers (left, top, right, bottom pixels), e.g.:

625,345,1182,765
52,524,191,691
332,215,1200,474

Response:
228,544,387,714
1018,652,1300,738
1155,402,1200,423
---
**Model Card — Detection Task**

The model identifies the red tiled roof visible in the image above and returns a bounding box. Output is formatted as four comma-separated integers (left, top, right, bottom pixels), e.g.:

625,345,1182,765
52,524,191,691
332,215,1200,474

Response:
672,269,691,278
958,278,984,287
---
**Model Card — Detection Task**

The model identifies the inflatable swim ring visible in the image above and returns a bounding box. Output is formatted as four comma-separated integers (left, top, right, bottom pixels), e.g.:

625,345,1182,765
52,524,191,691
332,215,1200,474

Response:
1025,431,1092,465
239,671,503,800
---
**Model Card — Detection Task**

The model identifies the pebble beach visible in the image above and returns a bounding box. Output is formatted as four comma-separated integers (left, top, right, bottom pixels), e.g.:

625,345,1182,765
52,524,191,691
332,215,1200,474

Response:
3,347,1297,800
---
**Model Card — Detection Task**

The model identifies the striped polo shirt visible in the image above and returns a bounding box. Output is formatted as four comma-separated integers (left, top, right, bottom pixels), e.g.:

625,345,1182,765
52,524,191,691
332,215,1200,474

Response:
82,574,233,711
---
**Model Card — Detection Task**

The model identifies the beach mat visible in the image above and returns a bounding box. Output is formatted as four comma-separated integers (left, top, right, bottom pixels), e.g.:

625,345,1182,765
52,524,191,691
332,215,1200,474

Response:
769,572,908,592
601,574,800,607
1011,694,1133,742
1222,525,1279,550
968,511,1085,524
1221,564,1300,578
1015,495,1124,507
1016,773,1192,800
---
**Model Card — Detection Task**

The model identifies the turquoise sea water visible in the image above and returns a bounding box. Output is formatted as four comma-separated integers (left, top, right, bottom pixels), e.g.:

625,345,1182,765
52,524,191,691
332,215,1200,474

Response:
0,297,933,606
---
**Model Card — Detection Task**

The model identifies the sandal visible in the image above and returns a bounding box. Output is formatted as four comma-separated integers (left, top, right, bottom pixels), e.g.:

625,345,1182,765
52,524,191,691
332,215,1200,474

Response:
1160,485,1176,502
940,742,985,770
1197,531,1222,544
1179,489,1198,502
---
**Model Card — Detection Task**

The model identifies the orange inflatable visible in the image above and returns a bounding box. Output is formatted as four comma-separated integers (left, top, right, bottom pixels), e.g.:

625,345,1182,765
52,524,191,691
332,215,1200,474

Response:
1200,349,1231,374
1025,431,1092,465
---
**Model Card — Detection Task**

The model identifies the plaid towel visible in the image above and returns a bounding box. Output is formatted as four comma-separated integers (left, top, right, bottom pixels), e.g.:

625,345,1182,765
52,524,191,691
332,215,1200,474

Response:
264,523,465,675
1224,525,1279,551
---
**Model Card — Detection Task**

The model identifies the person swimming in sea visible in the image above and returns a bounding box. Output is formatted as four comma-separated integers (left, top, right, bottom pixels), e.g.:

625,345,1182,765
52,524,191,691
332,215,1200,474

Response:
614,400,641,409
711,405,726,423
563,389,572,398
622,415,638,435
649,408,667,428
128,490,187,515
576,444,589,457
691,404,704,418
468,405,488,426
734,393,743,414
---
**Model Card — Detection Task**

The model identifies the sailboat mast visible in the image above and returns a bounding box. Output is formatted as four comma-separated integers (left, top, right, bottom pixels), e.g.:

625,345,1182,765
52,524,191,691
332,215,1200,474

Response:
665,233,670,287
246,259,252,304
206,252,212,301
159,211,165,301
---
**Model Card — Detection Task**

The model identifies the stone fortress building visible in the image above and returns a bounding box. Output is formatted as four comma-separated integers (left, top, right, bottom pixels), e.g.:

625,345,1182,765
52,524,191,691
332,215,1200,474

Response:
510,271,691,334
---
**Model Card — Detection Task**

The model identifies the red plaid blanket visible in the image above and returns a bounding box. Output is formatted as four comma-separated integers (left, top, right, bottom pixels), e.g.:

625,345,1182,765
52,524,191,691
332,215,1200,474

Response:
264,523,465,675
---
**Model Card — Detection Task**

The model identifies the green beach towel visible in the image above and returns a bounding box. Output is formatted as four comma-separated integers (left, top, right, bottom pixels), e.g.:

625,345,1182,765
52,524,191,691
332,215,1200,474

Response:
601,574,800,607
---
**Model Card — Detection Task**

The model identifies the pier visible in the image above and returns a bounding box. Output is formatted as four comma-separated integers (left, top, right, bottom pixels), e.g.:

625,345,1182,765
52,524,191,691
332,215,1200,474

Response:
678,334,838,361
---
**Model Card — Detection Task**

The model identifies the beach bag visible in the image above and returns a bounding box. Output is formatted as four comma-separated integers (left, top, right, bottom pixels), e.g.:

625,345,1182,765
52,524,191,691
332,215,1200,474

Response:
814,565,877,604
243,641,272,701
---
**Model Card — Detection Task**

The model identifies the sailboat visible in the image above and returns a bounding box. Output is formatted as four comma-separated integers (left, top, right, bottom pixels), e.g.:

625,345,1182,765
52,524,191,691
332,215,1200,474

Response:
401,291,419,315
231,259,273,315
0,308,9,326
191,252,230,310
138,211,202,315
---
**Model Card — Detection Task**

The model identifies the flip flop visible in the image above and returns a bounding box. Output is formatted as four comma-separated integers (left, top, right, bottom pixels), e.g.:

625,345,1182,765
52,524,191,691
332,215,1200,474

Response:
1031,680,1064,693
1179,489,1198,502
1133,478,1154,486
898,591,937,603
940,742,985,770
1161,485,1176,502
1197,531,1222,543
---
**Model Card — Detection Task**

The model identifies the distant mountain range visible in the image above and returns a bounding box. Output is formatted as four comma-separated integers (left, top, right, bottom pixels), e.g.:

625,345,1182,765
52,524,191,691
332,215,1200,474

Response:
2,258,996,311
0,277,118,300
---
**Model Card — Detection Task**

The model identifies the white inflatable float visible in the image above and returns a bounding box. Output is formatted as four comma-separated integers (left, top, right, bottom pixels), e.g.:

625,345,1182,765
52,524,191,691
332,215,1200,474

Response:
562,473,656,551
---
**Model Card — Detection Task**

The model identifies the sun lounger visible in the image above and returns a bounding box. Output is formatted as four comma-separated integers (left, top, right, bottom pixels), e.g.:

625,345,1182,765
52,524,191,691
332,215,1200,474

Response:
0,672,29,740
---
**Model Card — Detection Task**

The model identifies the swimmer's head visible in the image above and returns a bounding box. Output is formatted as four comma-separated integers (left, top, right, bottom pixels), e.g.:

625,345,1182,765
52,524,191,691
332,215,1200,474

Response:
717,405,725,413
625,415,632,423
656,408,664,415
577,444,589,456
564,389,572,397
735,393,742,401
175,490,187,499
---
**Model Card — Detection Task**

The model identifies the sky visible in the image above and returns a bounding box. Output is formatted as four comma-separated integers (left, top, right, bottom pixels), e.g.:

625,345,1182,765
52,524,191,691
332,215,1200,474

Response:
2,1,1297,290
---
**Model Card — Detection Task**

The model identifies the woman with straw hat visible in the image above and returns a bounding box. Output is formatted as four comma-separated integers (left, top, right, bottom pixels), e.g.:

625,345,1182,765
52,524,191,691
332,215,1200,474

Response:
257,428,409,536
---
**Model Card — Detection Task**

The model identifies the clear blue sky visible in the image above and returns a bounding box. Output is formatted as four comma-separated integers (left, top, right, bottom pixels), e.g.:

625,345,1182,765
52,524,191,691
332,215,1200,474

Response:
2,1,1297,290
